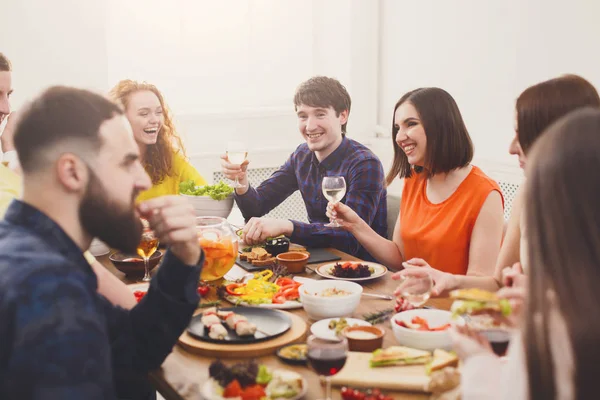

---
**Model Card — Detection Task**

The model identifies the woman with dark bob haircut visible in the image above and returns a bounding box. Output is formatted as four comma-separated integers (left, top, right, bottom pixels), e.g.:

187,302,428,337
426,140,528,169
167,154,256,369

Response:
328,88,504,285
400,75,600,296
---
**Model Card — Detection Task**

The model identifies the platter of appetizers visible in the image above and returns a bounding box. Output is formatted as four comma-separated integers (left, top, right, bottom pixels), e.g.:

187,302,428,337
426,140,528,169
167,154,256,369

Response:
187,306,292,344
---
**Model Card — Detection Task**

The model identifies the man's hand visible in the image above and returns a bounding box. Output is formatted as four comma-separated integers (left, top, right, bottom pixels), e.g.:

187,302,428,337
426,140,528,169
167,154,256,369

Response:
220,154,250,195
138,196,200,266
1,111,19,153
242,217,294,245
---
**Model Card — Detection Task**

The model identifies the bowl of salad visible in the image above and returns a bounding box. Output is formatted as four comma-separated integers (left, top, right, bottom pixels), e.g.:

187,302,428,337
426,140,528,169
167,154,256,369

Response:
180,180,234,218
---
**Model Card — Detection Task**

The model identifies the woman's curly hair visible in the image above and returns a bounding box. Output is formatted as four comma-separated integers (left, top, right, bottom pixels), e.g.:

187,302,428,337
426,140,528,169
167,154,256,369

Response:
109,80,186,184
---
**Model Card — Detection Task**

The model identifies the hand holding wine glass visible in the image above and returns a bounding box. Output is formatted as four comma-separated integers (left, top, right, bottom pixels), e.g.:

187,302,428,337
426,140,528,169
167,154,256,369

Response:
307,335,348,400
137,220,159,282
393,268,433,307
225,141,248,189
322,176,346,227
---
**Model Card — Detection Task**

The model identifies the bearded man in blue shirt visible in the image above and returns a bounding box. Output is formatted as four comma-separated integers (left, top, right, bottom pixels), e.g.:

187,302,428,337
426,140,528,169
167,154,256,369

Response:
0,86,203,399
221,76,387,261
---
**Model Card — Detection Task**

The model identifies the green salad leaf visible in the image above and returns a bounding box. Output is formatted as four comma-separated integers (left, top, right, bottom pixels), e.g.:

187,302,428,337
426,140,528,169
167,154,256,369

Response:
179,180,234,201
256,364,272,385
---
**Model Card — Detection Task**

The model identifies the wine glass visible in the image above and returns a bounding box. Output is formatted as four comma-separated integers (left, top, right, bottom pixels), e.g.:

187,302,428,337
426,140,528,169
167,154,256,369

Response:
226,141,248,188
322,176,346,227
397,269,433,307
306,334,348,400
137,220,159,282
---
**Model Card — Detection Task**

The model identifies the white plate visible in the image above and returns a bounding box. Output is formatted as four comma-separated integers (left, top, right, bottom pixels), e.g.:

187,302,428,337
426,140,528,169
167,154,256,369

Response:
310,317,372,341
315,262,388,281
201,376,308,400
127,283,149,293
223,294,303,310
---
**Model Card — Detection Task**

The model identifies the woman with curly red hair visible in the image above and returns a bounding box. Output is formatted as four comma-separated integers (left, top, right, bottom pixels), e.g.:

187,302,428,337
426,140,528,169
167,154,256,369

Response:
110,80,206,201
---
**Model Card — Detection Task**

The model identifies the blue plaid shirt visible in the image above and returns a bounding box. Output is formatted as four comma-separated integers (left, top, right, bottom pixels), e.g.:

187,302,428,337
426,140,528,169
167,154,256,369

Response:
235,136,387,261
0,200,202,399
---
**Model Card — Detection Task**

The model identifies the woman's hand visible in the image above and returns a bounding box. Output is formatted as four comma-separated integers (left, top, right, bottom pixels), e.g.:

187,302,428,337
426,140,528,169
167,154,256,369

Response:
449,324,495,361
325,202,364,232
392,258,457,296
502,262,527,288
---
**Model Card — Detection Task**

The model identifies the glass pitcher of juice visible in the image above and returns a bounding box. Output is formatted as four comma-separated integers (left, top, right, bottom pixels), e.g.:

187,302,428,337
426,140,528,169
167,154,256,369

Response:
196,217,238,281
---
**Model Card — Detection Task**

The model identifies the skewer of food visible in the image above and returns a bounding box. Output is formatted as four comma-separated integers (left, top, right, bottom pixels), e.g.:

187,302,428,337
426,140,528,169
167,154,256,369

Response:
200,307,258,338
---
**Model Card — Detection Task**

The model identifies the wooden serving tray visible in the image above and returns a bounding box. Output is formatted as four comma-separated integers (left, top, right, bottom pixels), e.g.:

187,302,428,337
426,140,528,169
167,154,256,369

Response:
178,310,307,358
330,351,432,392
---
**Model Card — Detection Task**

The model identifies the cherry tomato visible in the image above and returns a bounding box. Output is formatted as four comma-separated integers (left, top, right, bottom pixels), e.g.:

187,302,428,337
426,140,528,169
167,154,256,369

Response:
340,387,352,399
353,389,365,400
197,285,210,296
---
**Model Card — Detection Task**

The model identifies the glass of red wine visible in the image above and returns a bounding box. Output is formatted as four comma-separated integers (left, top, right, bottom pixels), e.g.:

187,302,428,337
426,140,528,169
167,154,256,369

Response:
307,334,348,400
480,329,511,356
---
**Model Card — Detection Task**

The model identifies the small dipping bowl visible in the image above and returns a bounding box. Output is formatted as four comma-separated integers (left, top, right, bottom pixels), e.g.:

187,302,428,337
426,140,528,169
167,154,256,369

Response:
276,251,309,274
265,237,291,256
342,325,385,352
109,251,163,278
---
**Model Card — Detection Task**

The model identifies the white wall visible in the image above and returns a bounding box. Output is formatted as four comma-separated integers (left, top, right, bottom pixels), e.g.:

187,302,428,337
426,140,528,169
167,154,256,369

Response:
378,0,600,184
4,0,600,187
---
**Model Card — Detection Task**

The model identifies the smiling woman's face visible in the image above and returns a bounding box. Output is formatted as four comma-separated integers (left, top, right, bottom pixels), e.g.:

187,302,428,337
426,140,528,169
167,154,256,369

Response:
394,102,427,167
124,90,164,146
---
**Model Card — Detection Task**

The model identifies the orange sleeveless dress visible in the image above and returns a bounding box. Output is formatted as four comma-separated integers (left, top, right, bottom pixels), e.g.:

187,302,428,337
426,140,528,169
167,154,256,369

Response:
400,166,503,275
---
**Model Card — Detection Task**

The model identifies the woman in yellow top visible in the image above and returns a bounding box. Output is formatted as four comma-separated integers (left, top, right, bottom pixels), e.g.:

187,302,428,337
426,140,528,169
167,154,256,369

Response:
109,80,206,201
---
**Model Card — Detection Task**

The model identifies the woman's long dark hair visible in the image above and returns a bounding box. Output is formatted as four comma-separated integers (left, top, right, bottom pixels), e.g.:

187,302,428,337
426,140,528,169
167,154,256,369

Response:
524,107,600,400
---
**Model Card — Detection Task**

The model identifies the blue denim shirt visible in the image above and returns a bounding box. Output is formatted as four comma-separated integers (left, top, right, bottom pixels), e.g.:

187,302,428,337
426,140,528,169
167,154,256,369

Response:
0,200,202,399
235,136,387,261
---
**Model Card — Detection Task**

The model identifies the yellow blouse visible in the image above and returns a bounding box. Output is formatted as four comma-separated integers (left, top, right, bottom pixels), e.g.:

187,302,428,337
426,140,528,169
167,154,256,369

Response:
137,152,207,202
0,163,21,218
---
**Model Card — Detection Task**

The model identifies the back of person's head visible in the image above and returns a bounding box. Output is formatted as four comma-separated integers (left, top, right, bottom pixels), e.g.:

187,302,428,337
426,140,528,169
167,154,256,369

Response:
14,86,122,173
0,53,11,72
523,107,600,400
386,87,473,184
109,79,184,184
293,76,351,133
516,74,600,154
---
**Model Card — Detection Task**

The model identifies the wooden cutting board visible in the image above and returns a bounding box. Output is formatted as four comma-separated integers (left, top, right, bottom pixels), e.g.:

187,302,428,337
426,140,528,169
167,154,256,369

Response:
178,310,307,358
330,352,432,392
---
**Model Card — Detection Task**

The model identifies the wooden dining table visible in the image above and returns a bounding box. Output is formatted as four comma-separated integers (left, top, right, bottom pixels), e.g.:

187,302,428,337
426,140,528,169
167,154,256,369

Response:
99,249,453,400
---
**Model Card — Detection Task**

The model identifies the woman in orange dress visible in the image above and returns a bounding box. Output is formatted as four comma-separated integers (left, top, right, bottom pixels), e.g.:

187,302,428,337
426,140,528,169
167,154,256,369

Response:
328,88,504,284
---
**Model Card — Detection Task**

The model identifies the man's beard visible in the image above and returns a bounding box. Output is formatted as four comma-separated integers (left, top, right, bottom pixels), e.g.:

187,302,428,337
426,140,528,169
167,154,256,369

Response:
79,170,142,254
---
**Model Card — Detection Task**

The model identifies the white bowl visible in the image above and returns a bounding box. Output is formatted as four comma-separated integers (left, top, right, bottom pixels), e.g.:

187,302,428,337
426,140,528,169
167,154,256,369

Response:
390,309,456,351
180,193,234,218
299,280,362,320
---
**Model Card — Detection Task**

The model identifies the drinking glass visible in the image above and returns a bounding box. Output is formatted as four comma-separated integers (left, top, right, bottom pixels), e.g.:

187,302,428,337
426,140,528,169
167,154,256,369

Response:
306,334,348,400
226,141,248,188
322,176,346,227
397,269,434,307
137,221,159,282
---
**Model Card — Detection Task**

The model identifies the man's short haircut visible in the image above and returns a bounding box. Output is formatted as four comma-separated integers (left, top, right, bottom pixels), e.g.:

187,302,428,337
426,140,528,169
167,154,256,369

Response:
14,86,123,172
293,76,352,133
0,53,11,72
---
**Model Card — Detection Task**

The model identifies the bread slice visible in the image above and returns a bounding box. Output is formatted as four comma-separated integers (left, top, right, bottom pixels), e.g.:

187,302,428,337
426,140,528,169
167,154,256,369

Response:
251,247,269,260
426,349,459,375
251,257,276,266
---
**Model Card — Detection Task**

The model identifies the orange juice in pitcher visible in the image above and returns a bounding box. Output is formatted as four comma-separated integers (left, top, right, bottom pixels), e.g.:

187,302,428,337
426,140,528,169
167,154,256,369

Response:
196,217,238,281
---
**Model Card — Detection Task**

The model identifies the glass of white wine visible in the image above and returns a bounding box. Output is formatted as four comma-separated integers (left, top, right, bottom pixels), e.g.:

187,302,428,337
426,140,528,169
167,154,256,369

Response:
322,176,346,227
397,269,433,307
226,141,248,189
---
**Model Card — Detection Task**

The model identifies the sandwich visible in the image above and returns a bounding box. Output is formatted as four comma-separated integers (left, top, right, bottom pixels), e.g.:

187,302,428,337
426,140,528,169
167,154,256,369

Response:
370,346,432,368
449,288,511,318
425,349,459,375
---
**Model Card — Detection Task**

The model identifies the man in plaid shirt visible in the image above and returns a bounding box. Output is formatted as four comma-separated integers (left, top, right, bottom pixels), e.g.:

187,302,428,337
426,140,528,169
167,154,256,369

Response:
221,76,387,261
